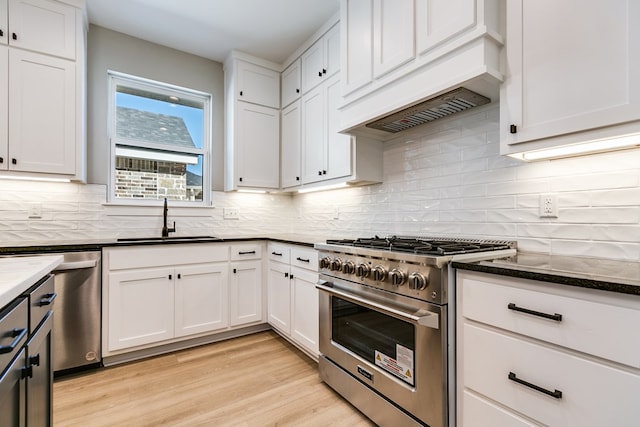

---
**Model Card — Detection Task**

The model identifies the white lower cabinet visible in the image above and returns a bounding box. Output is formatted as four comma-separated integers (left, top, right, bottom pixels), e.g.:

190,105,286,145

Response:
267,243,319,358
456,270,640,427
103,243,263,357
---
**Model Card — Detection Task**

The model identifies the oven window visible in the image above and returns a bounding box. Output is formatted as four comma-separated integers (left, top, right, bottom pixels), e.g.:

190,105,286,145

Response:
331,296,416,385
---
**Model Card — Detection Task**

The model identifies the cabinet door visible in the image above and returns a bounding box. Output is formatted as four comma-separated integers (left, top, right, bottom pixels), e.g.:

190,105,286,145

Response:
325,75,352,180
107,268,174,351
324,24,341,78
301,84,326,184
373,0,415,78
8,48,75,175
0,45,7,169
25,313,52,427
236,60,280,108
0,0,7,45
0,348,26,427
501,0,640,149
341,0,373,95
291,267,319,356
281,100,301,188
8,0,76,60
415,0,476,55
301,39,324,94
174,263,229,338
236,102,279,189
281,59,301,108
229,260,263,327
267,261,291,334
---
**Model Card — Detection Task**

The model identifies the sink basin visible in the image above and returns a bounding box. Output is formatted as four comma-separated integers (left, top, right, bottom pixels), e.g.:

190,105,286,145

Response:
117,236,222,243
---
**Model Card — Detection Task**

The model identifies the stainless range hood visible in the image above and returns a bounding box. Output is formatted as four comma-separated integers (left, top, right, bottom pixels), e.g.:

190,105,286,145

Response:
365,87,491,134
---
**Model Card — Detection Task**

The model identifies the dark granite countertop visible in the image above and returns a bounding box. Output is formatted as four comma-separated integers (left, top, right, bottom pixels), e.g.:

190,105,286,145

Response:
0,234,323,256
452,252,640,296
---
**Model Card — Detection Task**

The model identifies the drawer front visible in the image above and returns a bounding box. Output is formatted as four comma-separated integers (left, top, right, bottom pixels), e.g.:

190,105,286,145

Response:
26,274,55,333
0,298,28,371
290,247,318,271
461,390,537,427
460,272,640,368
230,243,263,261
267,243,290,263
463,323,640,427
107,244,229,270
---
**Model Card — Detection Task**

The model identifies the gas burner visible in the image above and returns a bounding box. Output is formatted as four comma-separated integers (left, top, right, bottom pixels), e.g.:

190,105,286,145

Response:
326,236,513,256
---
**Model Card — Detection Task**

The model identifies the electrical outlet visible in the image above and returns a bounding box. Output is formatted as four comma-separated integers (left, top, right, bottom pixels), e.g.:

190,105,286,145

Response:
28,203,42,219
223,207,239,220
539,194,558,218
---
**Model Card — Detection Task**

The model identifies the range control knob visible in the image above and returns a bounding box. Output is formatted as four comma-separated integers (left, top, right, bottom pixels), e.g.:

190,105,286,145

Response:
408,272,428,290
330,258,343,271
342,260,356,274
371,265,387,282
388,269,406,286
356,263,370,278
319,257,332,269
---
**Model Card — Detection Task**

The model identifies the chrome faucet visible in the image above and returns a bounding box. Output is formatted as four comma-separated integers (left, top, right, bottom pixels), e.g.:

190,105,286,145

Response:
161,198,176,238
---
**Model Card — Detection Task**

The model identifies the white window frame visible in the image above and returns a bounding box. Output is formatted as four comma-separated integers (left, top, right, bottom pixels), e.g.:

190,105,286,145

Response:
107,70,212,206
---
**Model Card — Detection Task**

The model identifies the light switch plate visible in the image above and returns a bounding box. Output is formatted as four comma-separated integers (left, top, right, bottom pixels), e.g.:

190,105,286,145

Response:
223,207,239,220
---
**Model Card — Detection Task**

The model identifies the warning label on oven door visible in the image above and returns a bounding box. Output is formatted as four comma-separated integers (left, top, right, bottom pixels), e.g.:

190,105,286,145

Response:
374,345,414,386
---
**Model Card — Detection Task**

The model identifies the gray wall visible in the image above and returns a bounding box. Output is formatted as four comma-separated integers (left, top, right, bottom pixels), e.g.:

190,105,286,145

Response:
86,24,225,190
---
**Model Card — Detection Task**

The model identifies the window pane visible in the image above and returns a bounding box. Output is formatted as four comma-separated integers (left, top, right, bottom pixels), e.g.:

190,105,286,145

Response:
115,148,203,201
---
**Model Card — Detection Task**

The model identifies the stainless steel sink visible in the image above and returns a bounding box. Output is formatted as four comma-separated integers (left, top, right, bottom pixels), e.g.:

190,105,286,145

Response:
117,235,222,243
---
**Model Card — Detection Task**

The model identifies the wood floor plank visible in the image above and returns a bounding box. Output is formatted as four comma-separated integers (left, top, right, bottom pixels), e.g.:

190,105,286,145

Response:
53,331,375,427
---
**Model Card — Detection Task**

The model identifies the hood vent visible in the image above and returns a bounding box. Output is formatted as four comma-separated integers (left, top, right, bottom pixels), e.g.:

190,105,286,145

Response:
365,87,491,133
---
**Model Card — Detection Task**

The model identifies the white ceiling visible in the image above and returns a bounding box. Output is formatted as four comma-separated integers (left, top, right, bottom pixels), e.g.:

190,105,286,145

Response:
86,0,340,65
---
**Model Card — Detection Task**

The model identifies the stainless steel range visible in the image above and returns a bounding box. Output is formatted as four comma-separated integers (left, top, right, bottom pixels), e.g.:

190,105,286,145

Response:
315,236,516,427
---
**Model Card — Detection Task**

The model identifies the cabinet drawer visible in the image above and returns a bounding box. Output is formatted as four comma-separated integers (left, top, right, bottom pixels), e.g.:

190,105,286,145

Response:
0,297,28,371
463,323,640,427
290,247,318,271
107,244,229,270
460,272,640,368
461,390,537,427
267,243,290,263
24,274,55,333
230,243,262,260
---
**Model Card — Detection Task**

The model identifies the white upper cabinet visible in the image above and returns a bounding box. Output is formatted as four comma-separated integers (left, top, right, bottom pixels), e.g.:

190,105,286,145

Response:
235,59,280,108
224,53,281,191
301,23,340,93
7,0,77,60
0,46,7,168
500,0,640,158
281,100,301,188
0,0,6,44
339,0,503,136
281,58,301,108
373,0,415,78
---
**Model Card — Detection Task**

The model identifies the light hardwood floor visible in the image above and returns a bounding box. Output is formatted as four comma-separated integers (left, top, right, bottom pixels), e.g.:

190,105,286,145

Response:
53,331,375,426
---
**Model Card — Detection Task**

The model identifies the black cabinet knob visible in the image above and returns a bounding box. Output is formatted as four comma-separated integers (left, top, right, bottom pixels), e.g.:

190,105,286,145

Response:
0,29,3,37
0,157,3,164
239,90,243,96
510,124,517,134
296,176,300,181
322,68,327,74
239,177,243,182
318,71,322,77
12,33,17,40
318,171,322,176
296,88,300,93
322,170,327,175
12,158,17,165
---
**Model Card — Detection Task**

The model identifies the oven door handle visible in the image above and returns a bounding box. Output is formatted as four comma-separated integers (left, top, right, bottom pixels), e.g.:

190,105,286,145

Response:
316,282,440,329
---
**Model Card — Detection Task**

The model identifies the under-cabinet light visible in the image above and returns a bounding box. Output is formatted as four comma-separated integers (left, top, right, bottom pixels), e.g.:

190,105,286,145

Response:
509,133,640,161
298,183,348,193
0,175,71,183
237,189,267,194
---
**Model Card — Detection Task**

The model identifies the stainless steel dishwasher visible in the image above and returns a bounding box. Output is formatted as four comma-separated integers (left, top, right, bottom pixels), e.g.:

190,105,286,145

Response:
51,251,102,375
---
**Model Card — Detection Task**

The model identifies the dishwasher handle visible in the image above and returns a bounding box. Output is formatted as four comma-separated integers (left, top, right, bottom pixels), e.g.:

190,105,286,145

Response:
53,259,98,272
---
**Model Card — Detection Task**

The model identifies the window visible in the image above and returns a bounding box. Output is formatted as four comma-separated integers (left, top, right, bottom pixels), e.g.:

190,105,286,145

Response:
108,71,211,205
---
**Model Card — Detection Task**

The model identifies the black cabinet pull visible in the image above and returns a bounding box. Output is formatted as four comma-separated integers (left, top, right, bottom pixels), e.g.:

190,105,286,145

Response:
507,303,562,322
233,268,237,274
318,170,322,176
296,257,310,263
169,274,172,280
290,274,294,280
239,177,243,182
21,365,33,379
296,88,300,93
0,29,3,37
0,328,27,354
38,292,57,306
322,68,327,74
318,71,322,77
271,251,283,256
29,353,41,367
238,250,256,255
12,158,17,165
322,170,327,175
177,273,181,279
284,272,289,278
0,157,3,164
510,124,517,134
296,176,300,181
12,33,17,40
508,372,562,399
240,90,243,96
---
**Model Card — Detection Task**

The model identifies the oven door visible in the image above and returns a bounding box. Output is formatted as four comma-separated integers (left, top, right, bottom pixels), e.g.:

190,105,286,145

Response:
317,277,447,427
